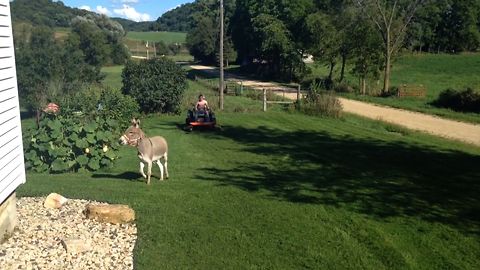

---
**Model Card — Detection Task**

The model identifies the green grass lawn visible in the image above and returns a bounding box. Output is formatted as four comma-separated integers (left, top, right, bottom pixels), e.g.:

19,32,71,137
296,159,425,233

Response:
19,72,480,269
102,65,124,90
126,31,187,44
310,53,480,123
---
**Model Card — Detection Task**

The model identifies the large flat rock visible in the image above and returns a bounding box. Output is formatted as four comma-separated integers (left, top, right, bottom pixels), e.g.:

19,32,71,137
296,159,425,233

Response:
84,204,135,224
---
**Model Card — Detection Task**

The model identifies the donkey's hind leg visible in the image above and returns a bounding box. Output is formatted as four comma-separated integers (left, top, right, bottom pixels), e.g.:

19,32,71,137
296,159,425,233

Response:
139,162,147,178
164,152,169,179
156,160,164,181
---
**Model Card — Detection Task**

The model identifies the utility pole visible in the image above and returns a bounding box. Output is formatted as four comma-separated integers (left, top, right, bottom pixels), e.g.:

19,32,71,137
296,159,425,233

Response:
219,0,224,110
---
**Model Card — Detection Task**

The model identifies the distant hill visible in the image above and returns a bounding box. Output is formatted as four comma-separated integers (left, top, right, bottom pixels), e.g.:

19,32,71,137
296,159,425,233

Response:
151,2,196,32
11,0,88,27
111,17,153,32
10,0,196,33
113,2,197,32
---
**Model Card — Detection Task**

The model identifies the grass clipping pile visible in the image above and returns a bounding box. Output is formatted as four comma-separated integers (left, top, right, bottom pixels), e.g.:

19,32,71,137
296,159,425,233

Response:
0,197,137,270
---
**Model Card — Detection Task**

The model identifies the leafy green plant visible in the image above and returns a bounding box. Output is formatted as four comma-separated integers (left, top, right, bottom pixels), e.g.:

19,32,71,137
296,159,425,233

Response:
297,81,343,118
63,84,139,128
122,58,187,114
24,114,121,173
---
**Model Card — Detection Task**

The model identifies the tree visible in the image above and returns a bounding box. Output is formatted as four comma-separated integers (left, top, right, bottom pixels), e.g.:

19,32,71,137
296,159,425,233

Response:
436,0,480,52
252,13,299,79
121,58,187,114
71,18,110,73
306,12,340,87
348,13,384,94
355,0,426,93
186,16,217,63
222,37,237,67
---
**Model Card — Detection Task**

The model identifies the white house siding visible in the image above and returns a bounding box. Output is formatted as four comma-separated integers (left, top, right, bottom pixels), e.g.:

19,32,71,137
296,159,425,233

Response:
0,0,26,205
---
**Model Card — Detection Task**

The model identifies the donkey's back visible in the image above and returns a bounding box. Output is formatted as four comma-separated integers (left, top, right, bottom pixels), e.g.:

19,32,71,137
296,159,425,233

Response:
143,136,168,160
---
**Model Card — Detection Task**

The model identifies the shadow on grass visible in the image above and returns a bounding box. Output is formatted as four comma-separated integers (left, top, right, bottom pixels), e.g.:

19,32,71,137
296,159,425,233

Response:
92,171,144,182
195,125,480,234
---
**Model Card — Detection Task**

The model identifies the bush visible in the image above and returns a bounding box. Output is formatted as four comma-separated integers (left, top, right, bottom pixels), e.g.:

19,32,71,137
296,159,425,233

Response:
63,84,139,128
24,114,121,173
378,86,399,97
334,82,354,93
433,88,480,113
122,58,187,113
298,81,343,118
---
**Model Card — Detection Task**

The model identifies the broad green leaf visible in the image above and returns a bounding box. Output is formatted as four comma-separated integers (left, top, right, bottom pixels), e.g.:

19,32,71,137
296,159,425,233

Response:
75,139,89,149
86,134,96,144
76,155,89,166
87,157,101,171
51,159,69,172
84,123,98,133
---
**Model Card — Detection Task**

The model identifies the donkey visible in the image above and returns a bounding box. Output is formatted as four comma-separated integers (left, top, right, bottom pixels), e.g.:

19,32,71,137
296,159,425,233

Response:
120,118,169,185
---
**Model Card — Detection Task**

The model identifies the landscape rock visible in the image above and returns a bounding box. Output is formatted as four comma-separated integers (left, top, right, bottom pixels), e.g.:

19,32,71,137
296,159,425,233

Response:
85,204,135,224
0,197,136,270
43,193,68,209
61,238,92,253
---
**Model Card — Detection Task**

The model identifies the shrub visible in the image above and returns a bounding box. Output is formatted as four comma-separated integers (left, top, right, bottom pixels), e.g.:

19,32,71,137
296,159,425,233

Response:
378,86,399,97
334,82,354,93
298,81,343,118
24,114,121,173
63,84,139,128
122,58,187,113
433,88,480,113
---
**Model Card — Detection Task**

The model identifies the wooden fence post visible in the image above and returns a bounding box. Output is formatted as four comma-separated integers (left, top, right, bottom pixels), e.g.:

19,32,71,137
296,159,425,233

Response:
263,89,267,112
297,84,301,102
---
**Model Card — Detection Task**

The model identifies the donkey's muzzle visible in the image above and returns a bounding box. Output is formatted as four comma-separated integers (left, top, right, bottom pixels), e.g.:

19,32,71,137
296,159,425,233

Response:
119,135,129,145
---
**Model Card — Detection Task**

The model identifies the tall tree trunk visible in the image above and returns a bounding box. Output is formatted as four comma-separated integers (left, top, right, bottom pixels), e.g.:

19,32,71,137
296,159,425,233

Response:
339,54,347,83
361,76,366,95
383,33,391,94
384,54,391,94
328,62,335,81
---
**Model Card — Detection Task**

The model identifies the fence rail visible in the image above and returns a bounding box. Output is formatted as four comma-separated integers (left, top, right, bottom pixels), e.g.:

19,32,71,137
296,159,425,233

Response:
191,73,305,111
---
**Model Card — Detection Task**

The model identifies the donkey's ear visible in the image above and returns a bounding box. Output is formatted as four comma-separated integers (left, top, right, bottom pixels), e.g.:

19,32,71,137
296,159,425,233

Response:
131,118,141,127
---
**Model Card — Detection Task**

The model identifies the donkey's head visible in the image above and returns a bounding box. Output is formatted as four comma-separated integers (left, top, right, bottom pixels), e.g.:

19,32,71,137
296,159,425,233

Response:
120,118,146,146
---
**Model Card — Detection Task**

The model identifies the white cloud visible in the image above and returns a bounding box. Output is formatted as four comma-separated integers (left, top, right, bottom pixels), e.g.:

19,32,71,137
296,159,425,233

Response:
166,5,181,12
79,5,91,11
121,0,139,3
96,6,110,15
113,4,151,22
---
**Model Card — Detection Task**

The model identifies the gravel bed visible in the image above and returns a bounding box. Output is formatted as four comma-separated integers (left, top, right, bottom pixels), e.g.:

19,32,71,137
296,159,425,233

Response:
0,197,137,270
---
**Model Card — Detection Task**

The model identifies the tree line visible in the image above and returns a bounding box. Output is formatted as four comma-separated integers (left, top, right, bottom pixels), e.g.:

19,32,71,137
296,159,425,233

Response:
184,0,480,93
14,13,130,111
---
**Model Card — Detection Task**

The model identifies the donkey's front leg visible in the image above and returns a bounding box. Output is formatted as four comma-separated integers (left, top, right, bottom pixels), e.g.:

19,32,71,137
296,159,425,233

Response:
139,162,147,178
147,162,152,185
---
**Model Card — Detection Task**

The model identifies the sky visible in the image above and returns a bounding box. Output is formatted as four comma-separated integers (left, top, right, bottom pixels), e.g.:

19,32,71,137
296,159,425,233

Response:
61,0,194,22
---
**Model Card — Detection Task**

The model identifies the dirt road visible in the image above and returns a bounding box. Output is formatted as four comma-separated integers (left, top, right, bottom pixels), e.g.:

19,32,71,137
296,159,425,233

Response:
190,65,480,146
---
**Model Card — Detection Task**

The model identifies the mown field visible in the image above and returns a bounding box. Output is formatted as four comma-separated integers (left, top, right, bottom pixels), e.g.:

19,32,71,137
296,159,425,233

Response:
310,53,480,123
123,31,192,62
125,31,186,44
18,68,480,269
